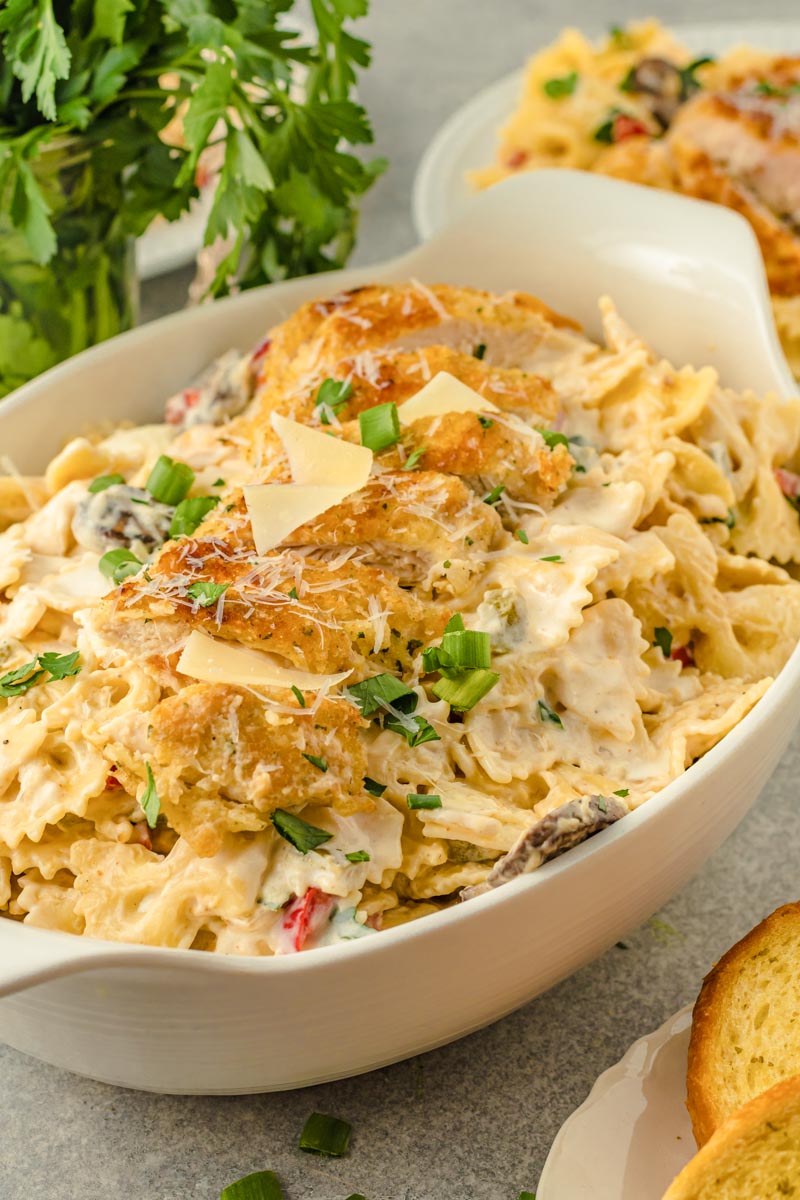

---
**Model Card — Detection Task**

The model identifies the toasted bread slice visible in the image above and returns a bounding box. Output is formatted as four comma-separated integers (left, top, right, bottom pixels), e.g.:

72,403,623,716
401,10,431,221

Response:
687,901,800,1146
663,1072,800,1198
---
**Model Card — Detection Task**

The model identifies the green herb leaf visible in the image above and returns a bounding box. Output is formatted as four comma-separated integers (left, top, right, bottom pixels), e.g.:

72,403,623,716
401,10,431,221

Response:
0,658,45,697
537,699,563,728
483,483,505,506
187,580,229,608
406,794,442,811
140,762,160,829
539,554,563,563
608,24,632,47
0,0,71,122
515,529,529,544
291,685,306,708
473,342,487,359
543,71,578,98
444,614,465,633
98,548,142,584
212,478,226,488
535,427,570,449
146,455,195,506
220,1170,285,1200
478,416,494,429
271,809,333,854
385,712,440,747
288,586,298,600
347,673,416,718
653,626,673,658
680,56,715,98
302,752,328,773
402,446,425,470
359,401,400,452
432,669,499,712
315,377,353,424
593,109,621,143
363,776,386,797
345,849,370,863
299,1112,352,1157
613,788,630,797
88,473,125,493
169,496,219,538
37,650,80,680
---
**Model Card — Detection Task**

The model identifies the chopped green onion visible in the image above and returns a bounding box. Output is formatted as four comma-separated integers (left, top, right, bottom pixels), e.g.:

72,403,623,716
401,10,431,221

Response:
298,1112,352,1157
539,554,563,563
345,850,370,863
407,794,442,810
653,626,673,658
291,685,306,708
483,484,505,505
37,651,80,681
363,777,386,797
88,473,125,493
315,377,353,424
543,70,578,98
348,673,416,718
473,342,487,359
614,788,630,798
99,548,142,584
271,809,333,854
440,629,491,669
515,529,529,544
212,477,226,487
535,427,570,449
187,580,229,608
444,613,465,634
537,699,564,728
302,753,328,773
288,586,298,600
0,659,45,697
432,669,499,711
478,415,494,429
141,763,160,828
145,455,195,505
359,401,400,453
402,446,425,471
220,1170,285,1200
386,713,440,747
169,495,219,538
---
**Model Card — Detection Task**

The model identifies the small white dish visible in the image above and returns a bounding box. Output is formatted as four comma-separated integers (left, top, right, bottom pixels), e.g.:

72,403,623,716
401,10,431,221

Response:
0,171,797,1093
538,1007,694,1200
413,20,800,241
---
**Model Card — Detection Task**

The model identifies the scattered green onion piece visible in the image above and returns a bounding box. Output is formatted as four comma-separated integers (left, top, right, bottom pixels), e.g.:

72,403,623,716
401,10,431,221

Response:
619,65,637,92
444,613,465,634
220,1170,285,1200
88,473,125,493
432,669,499,712
421,644,448,673
654,626,673,658
406,794,442,811
385,713,440,747
288,586,298,600
348,673,416,718
402,446,425,471
439,629,492,670
141,763,160,829
169,495,219,538
535,427,570,449
345,850,370,863
315,377,353,424
539,554,563,563
187,580,229,608
212,477,226,487
145,455,195,505
478,415,494,429
0,659,45,697
543,70,578,98
473,342,487,359
483,484,505,506
537,699,564,728
302,753,328,773
99,548,142,584
359,401,400,453
614,788,630,798
298,1112,352,1157
363,777,386,797
271,809,333,854
38,651,80,681
515,529,529,544
291,685,306,708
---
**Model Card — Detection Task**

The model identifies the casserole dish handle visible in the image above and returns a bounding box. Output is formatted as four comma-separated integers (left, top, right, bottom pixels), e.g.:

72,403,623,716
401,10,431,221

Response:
0,931,136,999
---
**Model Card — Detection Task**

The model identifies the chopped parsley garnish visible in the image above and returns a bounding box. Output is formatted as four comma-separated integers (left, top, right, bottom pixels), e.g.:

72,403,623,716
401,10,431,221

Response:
88,473,124,493
145,455,195,505
291,685,306,708
37,650,81,681
608,24,632,47
543,70,578,98
535,427,570,449
597,798,608,814
220,1170,285,1200
593,108,622,143
537,699,564,728
473,342,487,359
700,507,735,530
614,788,630,798
653,626,673,658
515,529,529,544
299,1112,352,1157
212,478,226,488
680,56,715,98
432,669,499,711
359,401,400,452
478,415,494,429
619,66,637,93
288,586,298,600
348,673,416,718
407,794,442,810
169,495,219,538
539,555,563,563
363,777,387,797
0,659,46,697
140,763,160,829
483,483,505,505
302,753,328,773
187,580,229,608
402,446,425,471
315,378,352,425
387,713,440,747
98,548,142,584
345,850,370,863
271,809,333,854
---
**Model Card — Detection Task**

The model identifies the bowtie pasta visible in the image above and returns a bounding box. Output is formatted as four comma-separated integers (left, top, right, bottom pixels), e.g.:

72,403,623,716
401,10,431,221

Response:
2,281,800,956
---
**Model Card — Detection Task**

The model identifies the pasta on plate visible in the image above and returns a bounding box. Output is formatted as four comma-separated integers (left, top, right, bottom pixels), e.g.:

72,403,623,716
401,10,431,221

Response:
470,19,800,378
2,281,800,955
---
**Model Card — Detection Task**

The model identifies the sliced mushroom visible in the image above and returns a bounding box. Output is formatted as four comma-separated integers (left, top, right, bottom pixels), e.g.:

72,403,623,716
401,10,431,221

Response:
72,485,174,559
460,793,627,900
626,57,685,129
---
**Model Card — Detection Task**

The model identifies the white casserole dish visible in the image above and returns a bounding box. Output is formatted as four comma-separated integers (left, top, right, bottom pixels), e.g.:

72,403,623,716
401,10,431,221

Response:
0,171,797,1094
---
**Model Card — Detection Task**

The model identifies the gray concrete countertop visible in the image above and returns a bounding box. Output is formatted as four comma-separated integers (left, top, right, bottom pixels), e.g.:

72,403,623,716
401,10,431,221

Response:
5,2,800,1197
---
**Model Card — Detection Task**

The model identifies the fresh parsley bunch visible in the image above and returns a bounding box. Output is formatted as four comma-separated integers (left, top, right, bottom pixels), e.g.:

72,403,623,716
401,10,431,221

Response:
0,0,385,392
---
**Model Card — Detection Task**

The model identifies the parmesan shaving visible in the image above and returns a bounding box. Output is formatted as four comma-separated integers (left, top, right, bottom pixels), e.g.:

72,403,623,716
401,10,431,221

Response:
271,412,373,488
398,372,500,426
244,483,353,555
177,629,351,692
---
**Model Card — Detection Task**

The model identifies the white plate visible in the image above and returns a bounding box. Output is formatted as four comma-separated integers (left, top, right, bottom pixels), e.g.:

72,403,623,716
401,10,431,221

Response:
413,21,800,240
538,1007,695,1199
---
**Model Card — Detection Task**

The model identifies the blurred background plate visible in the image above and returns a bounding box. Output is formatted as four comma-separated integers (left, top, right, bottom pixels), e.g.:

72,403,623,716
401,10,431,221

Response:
412,21,800,241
